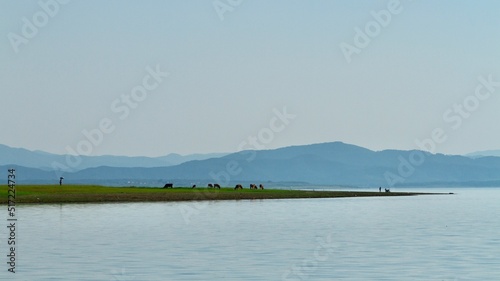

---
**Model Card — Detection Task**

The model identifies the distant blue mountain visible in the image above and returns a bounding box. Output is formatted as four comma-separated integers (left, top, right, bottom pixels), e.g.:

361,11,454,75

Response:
466,150,500,158
3,142,500,187
0,144,227,171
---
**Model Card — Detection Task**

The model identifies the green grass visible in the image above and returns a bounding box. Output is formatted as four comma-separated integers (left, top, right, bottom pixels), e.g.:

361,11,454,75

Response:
0,184,432,204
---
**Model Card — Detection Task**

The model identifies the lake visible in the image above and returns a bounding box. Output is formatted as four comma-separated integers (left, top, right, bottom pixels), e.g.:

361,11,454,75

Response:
2,187,499,280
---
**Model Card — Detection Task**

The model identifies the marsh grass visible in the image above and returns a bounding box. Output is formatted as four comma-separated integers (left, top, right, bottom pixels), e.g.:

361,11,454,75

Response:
0,184,428,204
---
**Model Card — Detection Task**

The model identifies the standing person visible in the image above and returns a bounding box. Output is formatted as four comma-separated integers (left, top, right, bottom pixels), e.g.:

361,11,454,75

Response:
59,177,64,186
379,186,381,192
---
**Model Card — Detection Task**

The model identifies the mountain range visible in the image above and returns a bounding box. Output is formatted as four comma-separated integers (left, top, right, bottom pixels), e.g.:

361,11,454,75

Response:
0,144,227,171
466,150,500,158
2,142,500,187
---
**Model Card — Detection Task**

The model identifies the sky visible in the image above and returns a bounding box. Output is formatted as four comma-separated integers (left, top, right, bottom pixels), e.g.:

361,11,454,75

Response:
1,0,500,157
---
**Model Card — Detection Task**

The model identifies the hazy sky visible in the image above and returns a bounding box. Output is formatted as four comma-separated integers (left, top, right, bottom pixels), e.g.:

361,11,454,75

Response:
1,0,499,157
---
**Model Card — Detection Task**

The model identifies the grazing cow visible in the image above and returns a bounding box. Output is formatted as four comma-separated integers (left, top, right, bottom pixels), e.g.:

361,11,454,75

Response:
214,183,221,189
234,184,243,190
259,184,264,190
385,188,390,193
208,183,214,188
192,184,196,189
250,184,257,190
164,183,173,188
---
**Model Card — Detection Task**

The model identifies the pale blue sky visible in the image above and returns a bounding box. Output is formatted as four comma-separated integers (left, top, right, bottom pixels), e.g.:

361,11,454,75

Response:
1,0,499,156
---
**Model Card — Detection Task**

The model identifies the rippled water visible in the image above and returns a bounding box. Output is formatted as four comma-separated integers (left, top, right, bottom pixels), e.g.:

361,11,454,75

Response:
2,188,499,280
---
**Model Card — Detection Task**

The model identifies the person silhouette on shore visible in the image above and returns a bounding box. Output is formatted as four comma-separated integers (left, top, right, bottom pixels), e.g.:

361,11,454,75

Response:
59,177,64,186
379,187,381,192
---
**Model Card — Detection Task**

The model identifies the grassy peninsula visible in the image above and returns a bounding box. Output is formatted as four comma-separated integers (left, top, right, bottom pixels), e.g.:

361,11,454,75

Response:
0,184,437,204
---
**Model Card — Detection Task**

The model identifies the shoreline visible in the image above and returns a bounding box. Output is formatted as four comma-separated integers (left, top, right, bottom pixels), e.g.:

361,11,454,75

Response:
0,184,447,204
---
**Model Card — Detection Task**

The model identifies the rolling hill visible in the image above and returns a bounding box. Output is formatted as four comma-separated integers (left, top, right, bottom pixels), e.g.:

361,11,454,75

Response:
0,144,226,171
2,142,500,187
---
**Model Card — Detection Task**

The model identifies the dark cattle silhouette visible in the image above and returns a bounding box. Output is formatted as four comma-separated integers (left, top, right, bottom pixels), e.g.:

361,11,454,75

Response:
192,184,196,189
208,183,214,188
164,183,173,188
385,188,390,193
250,184,257,190
259,184,264,190
234,184,243,190
214,184,221,189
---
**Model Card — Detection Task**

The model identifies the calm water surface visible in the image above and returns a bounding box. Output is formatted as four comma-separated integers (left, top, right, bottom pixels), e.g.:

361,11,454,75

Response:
2,188,499,280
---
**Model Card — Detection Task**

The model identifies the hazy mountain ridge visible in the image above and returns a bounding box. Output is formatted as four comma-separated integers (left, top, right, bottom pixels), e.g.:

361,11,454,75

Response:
2,142,500,187
466,150,500,158
0,144,227,171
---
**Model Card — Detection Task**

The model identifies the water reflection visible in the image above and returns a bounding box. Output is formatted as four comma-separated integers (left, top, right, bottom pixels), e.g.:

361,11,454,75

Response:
2,189,499,280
